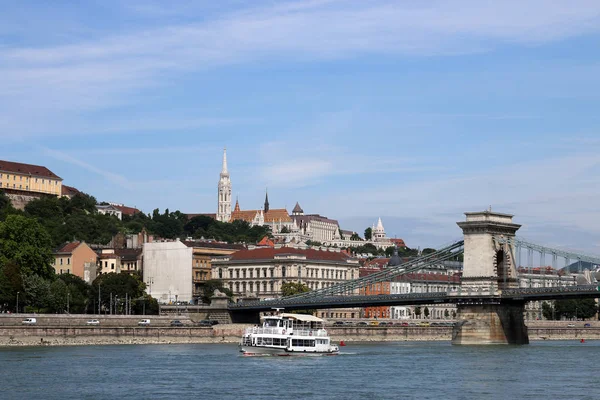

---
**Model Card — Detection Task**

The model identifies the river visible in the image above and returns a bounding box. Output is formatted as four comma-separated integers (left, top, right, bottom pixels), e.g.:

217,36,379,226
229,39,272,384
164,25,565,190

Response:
0,341,598,400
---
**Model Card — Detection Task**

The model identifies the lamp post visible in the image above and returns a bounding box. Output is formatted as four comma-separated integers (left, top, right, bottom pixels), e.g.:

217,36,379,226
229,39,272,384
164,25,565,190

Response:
67,292,70,314
175,294,179,315
16,291,19,314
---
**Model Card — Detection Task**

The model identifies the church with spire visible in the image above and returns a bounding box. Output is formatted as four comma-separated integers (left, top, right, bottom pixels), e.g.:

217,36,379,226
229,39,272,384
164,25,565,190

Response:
216,148,232,222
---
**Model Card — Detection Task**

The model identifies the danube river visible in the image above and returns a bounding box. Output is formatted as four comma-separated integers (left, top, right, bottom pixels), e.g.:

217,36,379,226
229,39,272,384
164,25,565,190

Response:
0,341,598,400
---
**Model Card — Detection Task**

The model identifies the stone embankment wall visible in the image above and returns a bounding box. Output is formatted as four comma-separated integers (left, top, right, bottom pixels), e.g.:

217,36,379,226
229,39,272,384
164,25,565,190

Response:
1,314,599,347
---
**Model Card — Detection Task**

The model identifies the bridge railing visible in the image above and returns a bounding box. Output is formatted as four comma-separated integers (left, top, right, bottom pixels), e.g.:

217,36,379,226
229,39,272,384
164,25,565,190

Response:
270,239,464,303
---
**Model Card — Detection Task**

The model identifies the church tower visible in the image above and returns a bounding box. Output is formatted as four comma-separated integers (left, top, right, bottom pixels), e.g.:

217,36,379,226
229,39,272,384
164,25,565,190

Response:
216,148,232,222
264,189,270,213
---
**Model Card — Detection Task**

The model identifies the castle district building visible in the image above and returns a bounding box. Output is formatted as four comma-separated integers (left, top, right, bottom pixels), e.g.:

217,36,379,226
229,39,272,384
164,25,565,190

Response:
0,159,63,209
53,241,98,283
211,246,360,297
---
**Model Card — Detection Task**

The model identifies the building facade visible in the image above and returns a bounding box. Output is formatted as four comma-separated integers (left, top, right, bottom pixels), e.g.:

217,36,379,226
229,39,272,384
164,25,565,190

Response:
143,240,193,303
182,240,245,300
0,160,63,196
212,246,360,297
53,241,98,282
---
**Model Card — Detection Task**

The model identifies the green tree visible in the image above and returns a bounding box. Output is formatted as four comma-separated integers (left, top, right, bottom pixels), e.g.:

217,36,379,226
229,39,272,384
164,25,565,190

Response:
280,226,291,234
281,282,310,297
424,306,430,319
58,274,91,314
451,310,457,319
132,294,159,315
541,301,554,320
444,309,450,319
350,233,360,241
422,248,436,255
201,279,234,305
414,307,422,318
364,227,372,240
0,214,55,279
0,261,24,312
384,246,396,257
90,273,147,314
0,190,19,221
23,274,52,312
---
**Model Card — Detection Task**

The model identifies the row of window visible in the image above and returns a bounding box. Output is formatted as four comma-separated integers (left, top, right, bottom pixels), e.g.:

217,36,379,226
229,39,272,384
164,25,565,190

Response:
0,183,28,190
53,258,71,265
0,174,57,185
255,337,286,346
226,267,353,280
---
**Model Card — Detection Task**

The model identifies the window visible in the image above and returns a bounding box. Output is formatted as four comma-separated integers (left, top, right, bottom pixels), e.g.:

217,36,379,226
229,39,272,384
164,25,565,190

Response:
111,263,115,270
104,261,108,268
60,258,63,265
282,266,286,278
67,258,70,265
219,269,223,279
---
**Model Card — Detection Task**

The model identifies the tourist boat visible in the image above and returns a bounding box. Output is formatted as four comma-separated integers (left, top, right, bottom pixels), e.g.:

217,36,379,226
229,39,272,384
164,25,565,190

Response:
240,311,339,356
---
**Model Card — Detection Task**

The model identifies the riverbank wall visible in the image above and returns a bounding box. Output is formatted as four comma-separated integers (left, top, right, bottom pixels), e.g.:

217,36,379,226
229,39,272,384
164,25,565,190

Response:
2,325,600,347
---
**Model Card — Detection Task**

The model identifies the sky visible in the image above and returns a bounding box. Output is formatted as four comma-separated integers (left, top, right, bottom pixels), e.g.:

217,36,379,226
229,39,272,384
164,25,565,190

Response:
1,0,600,253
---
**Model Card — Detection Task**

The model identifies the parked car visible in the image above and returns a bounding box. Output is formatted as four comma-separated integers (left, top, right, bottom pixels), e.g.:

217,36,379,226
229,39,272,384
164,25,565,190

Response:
357,321,368,326
170,320,184,327
197,320,219,327
22,318,37,325
138,319,151,326
567,323,575,328
401,321,409,326
378,322,388,326
584,323,591,328
333,321,345,326
369,321,379,326
418,322,430,327
86,319,100,326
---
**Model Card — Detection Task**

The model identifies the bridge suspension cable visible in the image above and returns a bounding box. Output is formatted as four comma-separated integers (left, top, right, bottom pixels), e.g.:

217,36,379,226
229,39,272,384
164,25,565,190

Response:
493,236,600,266
261,239,465,304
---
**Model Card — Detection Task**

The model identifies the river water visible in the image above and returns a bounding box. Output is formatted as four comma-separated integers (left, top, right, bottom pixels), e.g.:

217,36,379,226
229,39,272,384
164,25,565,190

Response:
0,341,598,400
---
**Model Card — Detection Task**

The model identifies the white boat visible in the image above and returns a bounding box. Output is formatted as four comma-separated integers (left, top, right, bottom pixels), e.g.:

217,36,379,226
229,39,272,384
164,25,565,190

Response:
240,311,339,356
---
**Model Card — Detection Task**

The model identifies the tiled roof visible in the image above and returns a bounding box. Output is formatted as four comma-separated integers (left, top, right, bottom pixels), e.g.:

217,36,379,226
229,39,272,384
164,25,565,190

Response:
223,247,354,263
0,160,62,180
390,238,407,248
61,185,80,196
113,204,141,216
257,236,275,247
292,202,303,213
292,214,339,226
115,249,142,261
55,241,82,254
230,208,293,224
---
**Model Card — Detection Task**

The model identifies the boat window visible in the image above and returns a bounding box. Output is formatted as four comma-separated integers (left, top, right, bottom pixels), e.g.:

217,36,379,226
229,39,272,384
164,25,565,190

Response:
264,319,278,327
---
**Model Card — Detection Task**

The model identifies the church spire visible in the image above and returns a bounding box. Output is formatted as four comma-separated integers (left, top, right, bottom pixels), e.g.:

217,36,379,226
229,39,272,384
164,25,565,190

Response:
264,188,270,213
221,147,229,175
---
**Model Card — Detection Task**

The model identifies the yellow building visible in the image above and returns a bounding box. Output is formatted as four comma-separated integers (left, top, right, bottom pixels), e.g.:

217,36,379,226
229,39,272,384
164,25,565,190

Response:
0,159,62,196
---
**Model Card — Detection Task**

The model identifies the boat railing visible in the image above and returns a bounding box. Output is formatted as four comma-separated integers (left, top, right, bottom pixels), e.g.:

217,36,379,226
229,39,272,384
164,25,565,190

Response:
244,327,286,335
243,327,329,337
293,329,328,338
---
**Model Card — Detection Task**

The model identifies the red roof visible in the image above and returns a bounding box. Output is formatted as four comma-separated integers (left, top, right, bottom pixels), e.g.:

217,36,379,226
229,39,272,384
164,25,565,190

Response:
61,185,80,196
0,160,62,180
390,238,407,248
55,241,82,254
225,247,354,263
257,236,275,247
113,204,141,216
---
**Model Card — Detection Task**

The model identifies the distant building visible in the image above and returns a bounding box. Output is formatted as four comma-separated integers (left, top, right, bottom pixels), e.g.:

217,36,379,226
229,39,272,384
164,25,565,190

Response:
212,246,361,319
143,240,193,303
61,185,80,199
53,241,97,282
108,202,141,217
96,204,123,220
216,148,232,222
0,159,63,209
97,249,121,274
182,240,245,300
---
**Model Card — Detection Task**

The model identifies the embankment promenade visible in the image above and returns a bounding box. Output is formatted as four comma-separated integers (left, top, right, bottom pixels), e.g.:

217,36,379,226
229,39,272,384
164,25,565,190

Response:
0,315,598,347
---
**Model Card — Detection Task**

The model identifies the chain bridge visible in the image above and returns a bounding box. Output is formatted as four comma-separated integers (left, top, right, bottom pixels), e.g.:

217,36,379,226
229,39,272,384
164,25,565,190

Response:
229,211,600,345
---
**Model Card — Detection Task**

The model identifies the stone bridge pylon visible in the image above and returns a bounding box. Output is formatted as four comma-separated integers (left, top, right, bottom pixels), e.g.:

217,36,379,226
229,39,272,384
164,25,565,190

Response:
452,210,529,345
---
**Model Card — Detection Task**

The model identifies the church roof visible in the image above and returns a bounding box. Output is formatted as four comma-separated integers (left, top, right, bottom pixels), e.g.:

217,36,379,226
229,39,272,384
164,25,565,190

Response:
292,202,304,213
231,208,292,224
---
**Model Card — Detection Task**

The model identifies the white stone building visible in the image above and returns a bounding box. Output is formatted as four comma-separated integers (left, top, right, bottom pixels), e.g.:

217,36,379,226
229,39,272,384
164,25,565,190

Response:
143,240,193,303
96,204,123,220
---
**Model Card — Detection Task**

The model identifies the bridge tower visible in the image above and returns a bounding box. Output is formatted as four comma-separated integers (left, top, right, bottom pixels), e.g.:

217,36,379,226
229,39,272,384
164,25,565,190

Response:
452,210,529,345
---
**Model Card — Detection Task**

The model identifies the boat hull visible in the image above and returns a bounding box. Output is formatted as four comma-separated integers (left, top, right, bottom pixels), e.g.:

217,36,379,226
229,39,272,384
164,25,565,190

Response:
240,345,338,357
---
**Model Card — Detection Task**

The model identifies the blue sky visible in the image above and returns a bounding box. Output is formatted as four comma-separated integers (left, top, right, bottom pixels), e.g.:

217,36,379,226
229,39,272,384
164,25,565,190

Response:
2,0,600,253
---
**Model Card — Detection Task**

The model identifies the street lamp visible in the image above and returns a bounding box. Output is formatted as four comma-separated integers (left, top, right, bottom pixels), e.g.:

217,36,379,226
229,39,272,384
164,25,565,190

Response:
16,291,19,314
67,292,70,314
175,294,179,315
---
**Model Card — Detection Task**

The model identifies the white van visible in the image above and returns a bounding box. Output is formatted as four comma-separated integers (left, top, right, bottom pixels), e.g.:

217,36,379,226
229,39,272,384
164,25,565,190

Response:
22,318,37,325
